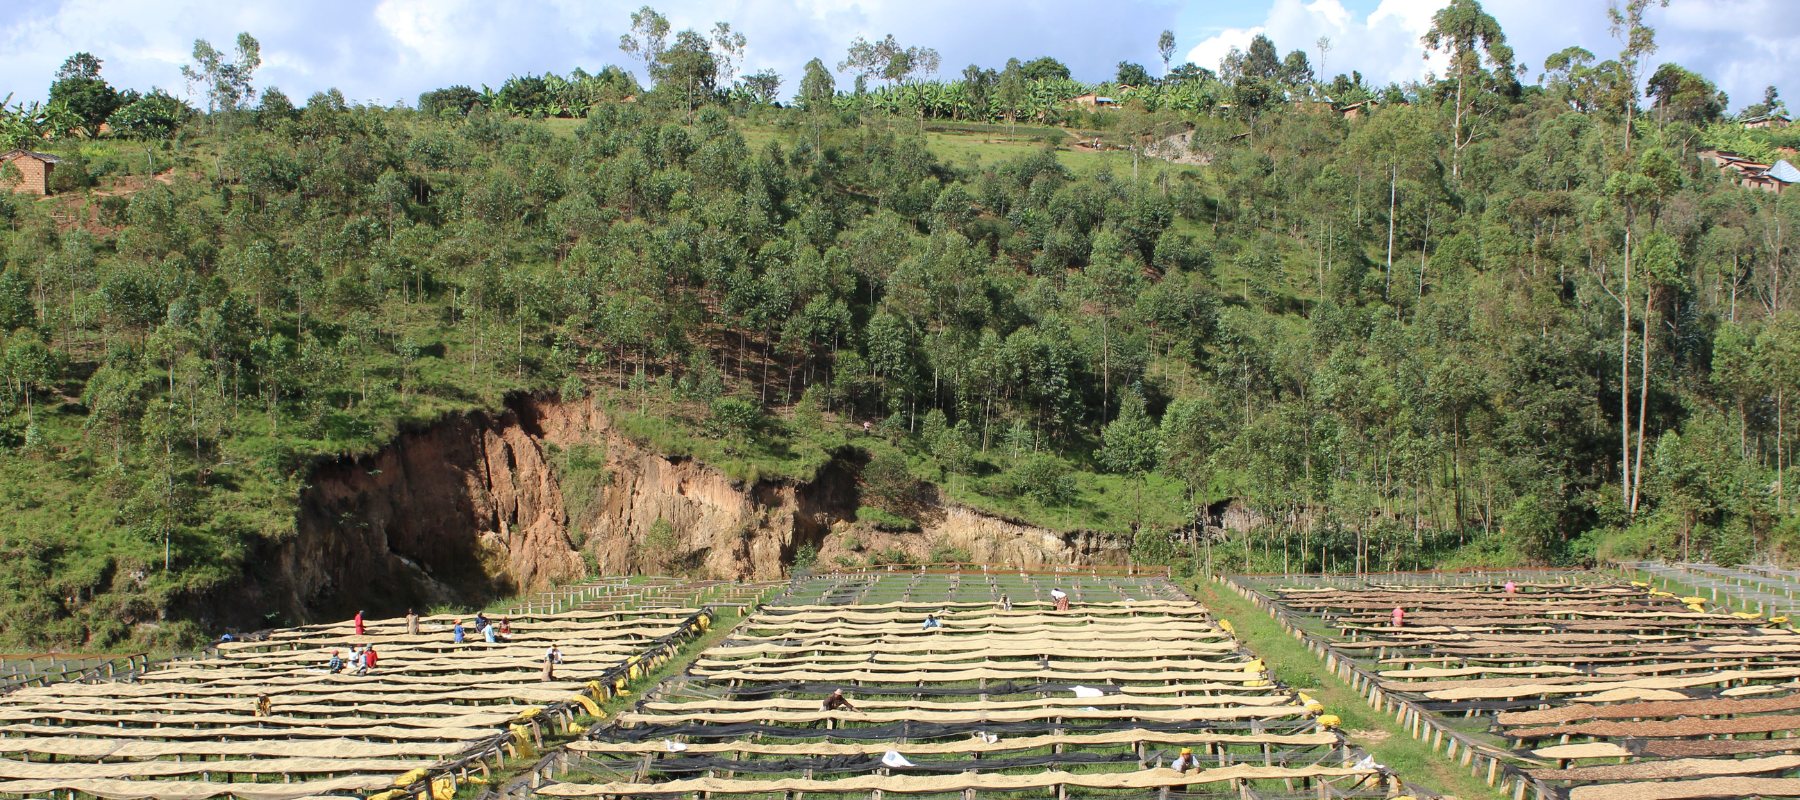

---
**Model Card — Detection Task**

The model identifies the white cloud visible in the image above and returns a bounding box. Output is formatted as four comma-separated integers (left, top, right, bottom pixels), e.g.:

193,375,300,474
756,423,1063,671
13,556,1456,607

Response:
1186,26,1263,75
1182,0,1450,86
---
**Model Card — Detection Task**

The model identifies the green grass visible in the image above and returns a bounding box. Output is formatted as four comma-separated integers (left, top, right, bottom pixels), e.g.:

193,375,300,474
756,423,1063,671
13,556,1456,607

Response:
729,120,1204,179
944,467,1190,536
1186,578,1506,800
600,389,850,485
854,505,917,531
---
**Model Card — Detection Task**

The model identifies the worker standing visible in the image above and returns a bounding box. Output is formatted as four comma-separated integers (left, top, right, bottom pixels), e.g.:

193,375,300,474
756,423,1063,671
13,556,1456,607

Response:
453,619,466,643
1390,606,1405,628
354,610,365,636
406,608,420,636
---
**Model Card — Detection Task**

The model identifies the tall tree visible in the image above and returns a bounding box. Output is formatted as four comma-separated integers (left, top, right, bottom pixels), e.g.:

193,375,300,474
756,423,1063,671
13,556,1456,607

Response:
180,33,261,114
1101,386,1163,550
48,52,127,133
1421,0,1513,178
1607,0,1670,151
709,22,747,87
619,6,671,78
1158,30,1177,76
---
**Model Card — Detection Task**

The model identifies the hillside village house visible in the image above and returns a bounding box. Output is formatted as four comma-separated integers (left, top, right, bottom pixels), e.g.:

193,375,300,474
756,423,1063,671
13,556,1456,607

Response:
1743,114,1792,130
0,150,62,196
1338,100,1378,120
1697,148,1800,194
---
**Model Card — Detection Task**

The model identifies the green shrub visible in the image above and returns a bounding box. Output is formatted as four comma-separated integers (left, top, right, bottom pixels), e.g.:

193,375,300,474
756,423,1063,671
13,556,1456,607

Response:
707,397,761,441
868,547,912,566
928,542,972,563
859,449,917,511
1012,454,1077,507
792,543,818,569
856,505,917,532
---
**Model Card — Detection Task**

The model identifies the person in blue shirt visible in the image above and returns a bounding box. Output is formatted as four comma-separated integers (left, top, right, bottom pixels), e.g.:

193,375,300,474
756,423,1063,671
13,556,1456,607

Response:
483,621,497,643
452,619,465,643
326,650,344,673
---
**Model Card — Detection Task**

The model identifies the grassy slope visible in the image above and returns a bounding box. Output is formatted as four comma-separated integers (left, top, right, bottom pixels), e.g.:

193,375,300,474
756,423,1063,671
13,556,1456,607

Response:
1186,577,1504,800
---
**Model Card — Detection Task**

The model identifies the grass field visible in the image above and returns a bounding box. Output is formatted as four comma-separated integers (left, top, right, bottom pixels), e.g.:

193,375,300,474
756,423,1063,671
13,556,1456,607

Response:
1186,577,1505,800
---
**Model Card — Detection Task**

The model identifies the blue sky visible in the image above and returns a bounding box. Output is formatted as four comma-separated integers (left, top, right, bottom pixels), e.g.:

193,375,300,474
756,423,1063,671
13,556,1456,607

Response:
1,1,1795,114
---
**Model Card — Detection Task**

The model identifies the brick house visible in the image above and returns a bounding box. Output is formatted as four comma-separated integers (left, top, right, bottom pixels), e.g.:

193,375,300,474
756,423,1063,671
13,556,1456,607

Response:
0,150,63,196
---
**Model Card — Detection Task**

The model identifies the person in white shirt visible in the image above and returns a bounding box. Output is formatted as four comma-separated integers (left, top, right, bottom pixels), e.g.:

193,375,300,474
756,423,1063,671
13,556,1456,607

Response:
1170,747,1200,773
541,645,564,681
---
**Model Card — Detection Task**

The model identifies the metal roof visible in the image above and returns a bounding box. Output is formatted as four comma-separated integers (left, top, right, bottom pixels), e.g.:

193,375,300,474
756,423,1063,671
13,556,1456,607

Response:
0,150,64,164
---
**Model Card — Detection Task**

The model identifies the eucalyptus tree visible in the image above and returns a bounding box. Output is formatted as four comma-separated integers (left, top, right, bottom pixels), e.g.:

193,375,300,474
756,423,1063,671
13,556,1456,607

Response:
1608,0,1670,150
1421,0,1513,178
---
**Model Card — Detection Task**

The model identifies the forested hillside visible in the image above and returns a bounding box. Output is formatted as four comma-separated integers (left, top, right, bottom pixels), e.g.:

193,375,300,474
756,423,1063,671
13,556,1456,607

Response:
0,1,1796,648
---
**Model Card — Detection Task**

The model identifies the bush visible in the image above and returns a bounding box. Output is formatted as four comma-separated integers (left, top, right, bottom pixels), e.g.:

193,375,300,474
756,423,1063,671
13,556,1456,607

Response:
792,543,818,570
859,449,917,511
107,90,191,140
419,86,482,117
928,541,972,563
867,547,912,566
1012,454,1077,507
707,397,761,441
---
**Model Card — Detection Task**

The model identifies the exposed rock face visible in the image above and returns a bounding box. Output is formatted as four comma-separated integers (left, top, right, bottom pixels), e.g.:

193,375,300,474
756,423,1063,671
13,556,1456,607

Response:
267,403,587,623
924,502,1125,566
524,397,856,582
243,394,1124,628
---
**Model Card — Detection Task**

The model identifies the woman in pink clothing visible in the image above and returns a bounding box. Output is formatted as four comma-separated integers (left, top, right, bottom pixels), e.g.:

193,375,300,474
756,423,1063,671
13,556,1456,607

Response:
1390,606,1405,628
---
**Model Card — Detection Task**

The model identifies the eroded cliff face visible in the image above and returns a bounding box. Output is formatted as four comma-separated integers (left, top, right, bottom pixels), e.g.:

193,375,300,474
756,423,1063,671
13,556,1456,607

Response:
524,397,855,582
925,502,1125,565
249,394,1122,626
263,403,587,623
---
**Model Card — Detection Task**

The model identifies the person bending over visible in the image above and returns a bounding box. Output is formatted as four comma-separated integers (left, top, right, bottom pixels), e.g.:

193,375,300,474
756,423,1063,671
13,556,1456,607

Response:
820,689,859,712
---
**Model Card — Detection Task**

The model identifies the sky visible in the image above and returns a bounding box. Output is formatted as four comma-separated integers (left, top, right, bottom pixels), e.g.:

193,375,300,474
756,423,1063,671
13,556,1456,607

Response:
1,0,1796,114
